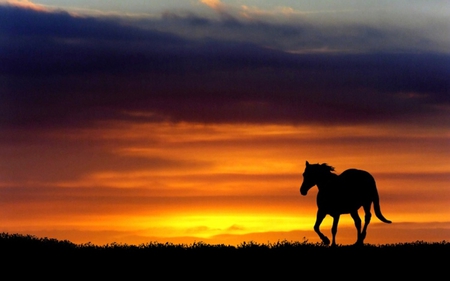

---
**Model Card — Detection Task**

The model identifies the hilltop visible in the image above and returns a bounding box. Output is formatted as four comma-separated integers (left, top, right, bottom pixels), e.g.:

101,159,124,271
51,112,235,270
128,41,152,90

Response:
1,233,447,278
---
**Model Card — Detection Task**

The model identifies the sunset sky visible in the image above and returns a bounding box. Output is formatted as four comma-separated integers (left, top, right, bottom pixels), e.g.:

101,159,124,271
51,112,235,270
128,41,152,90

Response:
1,0,449,245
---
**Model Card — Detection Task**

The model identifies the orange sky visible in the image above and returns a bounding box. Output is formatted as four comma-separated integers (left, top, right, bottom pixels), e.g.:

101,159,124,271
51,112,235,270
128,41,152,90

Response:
1,121,449,245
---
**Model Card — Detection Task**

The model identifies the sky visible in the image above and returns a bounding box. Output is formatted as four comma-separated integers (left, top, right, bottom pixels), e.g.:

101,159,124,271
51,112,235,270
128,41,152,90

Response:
0,0,449,245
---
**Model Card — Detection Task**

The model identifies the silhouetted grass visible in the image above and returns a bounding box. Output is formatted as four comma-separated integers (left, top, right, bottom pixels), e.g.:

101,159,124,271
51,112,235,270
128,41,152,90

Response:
1,233,448,278
2,232,447,251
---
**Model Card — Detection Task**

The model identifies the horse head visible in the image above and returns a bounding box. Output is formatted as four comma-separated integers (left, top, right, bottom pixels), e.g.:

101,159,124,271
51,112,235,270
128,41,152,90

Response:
300,161,335,195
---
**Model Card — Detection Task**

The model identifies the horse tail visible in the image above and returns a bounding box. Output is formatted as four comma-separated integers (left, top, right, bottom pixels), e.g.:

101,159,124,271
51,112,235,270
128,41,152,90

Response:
373,188,392,224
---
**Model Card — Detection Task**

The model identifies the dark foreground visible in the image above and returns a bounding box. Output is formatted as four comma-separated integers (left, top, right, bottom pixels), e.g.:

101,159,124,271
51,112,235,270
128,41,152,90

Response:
1,233,448,278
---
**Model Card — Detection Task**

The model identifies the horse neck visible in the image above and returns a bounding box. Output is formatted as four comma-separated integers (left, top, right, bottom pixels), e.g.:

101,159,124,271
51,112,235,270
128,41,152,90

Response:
316,172,338,191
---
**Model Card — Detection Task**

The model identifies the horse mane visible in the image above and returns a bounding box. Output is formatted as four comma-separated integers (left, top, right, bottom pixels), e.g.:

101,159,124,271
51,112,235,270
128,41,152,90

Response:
320,163,335,173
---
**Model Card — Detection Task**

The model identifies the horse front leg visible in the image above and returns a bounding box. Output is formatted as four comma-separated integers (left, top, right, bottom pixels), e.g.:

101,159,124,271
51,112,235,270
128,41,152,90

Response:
331,214,340,247
314,210,330,245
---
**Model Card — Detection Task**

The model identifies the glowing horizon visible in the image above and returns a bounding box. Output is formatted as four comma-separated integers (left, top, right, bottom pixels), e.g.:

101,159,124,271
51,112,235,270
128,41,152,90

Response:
2,121,449,245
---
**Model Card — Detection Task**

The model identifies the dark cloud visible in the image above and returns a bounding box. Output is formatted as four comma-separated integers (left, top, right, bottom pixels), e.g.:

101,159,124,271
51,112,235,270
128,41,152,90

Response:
0,139,209,183
150,9,449,54
1,5,449,130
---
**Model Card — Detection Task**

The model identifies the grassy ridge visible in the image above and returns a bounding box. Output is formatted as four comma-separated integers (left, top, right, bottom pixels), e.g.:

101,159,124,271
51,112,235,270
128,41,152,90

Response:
2,232,448,251
1,233,448,278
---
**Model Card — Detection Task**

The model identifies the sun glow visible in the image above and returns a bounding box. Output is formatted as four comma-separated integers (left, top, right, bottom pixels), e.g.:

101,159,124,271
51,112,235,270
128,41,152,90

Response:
136,213,313,238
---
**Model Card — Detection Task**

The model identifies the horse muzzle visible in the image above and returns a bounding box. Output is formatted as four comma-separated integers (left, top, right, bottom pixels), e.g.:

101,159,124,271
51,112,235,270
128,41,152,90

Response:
300,187,308,196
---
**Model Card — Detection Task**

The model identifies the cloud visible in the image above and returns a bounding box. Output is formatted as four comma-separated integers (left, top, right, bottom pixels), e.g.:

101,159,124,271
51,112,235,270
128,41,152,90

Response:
1,5,449,130
227,224,246,231
200,0,224,12
2,0,46,11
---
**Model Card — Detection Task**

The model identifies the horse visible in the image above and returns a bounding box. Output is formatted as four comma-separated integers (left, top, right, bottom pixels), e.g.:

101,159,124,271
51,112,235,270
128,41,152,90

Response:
299,161,391,246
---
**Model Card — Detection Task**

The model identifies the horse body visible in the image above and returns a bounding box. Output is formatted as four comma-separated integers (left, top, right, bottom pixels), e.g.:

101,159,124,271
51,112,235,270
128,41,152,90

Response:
300,161,391,246
318,169,374,214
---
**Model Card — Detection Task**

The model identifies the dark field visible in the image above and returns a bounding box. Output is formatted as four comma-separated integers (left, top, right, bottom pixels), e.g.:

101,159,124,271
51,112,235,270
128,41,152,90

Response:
1,233,448,278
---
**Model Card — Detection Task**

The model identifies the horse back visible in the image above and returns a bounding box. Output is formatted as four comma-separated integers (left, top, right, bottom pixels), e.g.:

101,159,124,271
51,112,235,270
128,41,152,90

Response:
338,168,377,198
318,169,377,213
340,168,374,183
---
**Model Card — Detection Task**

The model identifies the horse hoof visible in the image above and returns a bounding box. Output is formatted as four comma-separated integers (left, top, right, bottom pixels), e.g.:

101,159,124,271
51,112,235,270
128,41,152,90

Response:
322,237,330,245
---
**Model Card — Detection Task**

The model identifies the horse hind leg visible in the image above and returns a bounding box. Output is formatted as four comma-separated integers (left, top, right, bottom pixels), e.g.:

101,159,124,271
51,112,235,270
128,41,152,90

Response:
350,211,362,245
361,203,372,243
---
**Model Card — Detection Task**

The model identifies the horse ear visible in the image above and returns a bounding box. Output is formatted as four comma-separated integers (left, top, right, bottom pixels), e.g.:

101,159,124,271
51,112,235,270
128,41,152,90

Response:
306,161,310,166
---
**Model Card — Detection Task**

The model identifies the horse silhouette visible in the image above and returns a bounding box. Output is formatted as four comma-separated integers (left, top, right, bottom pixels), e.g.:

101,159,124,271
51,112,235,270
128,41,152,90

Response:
299,161,391,246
